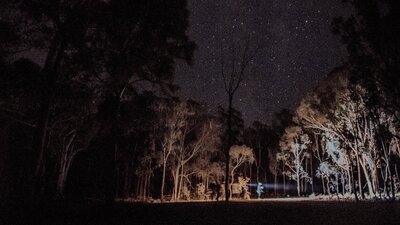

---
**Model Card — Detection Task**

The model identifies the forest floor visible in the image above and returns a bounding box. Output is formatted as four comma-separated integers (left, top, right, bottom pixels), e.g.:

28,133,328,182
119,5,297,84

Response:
2,199,400,225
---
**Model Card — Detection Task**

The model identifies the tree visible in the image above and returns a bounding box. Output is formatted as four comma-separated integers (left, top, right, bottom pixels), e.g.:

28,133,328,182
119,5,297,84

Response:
269,109,294,195
333,0,400,200
52,115,98,196
219,38,256,201
278,126,311,196
229,145,255,198
0,0,196,202
292,65,400,199
0,55,95,198
0,0,100,197
171,116,221,201
324,134,352,195
333,0,400,114
158,100,191,201
113,92,159,200
85,0,196,204
244,122,270,185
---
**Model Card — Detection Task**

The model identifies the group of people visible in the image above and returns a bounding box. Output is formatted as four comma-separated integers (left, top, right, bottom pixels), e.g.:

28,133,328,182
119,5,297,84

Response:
198,180,264,201
207,181,264,200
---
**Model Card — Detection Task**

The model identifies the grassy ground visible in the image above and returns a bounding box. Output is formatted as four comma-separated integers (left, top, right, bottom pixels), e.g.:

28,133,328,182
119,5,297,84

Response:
2,199,400,225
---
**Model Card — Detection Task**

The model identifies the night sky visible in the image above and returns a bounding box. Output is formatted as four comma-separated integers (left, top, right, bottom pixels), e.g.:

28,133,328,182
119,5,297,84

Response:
175,0,351,125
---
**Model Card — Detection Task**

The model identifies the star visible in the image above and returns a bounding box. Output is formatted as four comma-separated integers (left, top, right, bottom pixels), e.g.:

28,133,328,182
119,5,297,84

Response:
175,0,349,125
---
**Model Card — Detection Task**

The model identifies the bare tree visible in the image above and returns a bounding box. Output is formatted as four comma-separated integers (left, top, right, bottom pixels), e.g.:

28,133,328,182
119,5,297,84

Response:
220,38,256,201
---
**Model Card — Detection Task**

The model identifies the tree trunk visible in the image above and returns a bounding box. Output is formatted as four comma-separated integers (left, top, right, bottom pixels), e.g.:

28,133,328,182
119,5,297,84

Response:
135,176,139,198
56,162,67,196
350,162,358,201
310,154,314,194
105,96,120,205
296,171,300,197
172,165,181,201
257,141,261,184
296,145,300,197
304,158,308,194
336,174,339,197
178,164,184,200
56,147,69,196
356,154,365,199
205,173,209,196
161,160,167,201
230,169,235,199
143,173,148,200
225,94,233,201
360,155,375,198
138,176,142,200
147,172,152,199
34,32,67,199
341,173,345,194
123,162,129,198
33,99,51,198
282,162,286,196
326,178,331,195
56,154,76,197
274,173,277,196
390,170,395,200
347,168,352,194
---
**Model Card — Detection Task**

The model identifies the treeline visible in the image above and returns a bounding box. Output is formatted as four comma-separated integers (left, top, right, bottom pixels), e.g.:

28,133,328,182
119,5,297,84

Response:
277,0,400,200
0,0,198,203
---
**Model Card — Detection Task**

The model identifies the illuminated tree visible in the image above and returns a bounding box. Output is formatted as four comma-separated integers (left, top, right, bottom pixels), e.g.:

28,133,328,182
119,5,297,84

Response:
324,134,352,195
279,126,311,196
333,1,400,199
171,116,221,201
294,66,400,199
159,101,191,201
229,145,254,198
191,160,224,198
316,161,337,195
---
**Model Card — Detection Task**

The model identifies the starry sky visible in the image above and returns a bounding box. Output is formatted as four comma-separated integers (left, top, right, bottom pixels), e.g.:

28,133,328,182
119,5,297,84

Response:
175,0,351,125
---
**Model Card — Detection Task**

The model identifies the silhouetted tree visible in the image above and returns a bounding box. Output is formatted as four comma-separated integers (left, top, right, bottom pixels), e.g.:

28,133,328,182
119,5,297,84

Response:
244,121,275,190
0,0,105,198
219,39,256,201
269,109,294,195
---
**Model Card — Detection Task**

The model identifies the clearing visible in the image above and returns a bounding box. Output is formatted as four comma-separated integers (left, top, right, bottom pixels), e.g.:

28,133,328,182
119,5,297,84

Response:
2,200,400,225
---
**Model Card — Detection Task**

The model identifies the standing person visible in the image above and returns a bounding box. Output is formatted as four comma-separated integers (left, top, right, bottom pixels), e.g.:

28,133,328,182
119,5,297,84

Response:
256,183,264,199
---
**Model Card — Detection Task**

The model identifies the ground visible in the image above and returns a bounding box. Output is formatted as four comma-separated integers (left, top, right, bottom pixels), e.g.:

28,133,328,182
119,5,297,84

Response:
2,199,400,225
